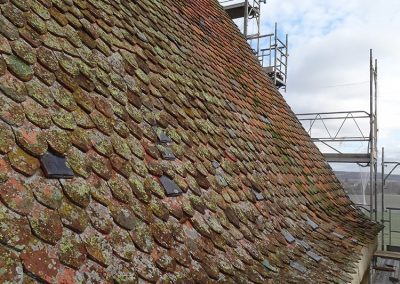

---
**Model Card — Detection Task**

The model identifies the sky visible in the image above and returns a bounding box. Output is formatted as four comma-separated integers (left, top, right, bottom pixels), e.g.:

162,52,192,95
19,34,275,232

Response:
226,0,400,172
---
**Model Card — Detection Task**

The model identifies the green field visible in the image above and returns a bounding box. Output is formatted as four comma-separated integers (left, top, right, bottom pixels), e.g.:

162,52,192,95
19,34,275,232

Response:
349,194,400,247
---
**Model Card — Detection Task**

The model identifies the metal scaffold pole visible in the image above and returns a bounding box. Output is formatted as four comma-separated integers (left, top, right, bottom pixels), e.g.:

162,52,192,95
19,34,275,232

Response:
243,0,249,38
374,58,378,222
296,50,378,220
370,49,374,220
381,147,384,250
219,0,288,91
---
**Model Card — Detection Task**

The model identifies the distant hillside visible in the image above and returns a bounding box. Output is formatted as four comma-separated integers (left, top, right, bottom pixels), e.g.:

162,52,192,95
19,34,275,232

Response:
334,171,400,195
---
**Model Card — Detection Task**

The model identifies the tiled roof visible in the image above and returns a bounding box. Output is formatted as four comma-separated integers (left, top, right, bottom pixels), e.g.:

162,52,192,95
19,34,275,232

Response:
0,0,381,283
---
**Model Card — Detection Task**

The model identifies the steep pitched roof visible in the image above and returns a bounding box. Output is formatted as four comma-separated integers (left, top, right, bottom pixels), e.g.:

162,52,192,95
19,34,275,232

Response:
0,0,380,283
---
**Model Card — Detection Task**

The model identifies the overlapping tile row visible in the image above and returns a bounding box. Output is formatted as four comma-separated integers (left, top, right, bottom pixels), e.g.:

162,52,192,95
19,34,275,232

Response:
0,0,380,283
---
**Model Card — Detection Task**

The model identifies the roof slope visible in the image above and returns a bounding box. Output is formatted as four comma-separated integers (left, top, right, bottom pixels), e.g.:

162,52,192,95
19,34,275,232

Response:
0,0,380,283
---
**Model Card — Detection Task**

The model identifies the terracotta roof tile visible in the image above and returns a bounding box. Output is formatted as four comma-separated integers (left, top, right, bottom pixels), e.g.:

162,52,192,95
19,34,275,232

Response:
0,0,382,282
29,203,63,245
20,240,60,282
0,14,19,40
58,198,89,233
81,226,113,267
8,146,40,176
0,202,32,251
28,177,62,209
57,228,87,270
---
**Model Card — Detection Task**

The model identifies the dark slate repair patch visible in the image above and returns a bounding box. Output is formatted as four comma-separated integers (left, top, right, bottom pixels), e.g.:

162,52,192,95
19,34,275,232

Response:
157,145,176,161
212,160,220,169
241,114,249,122
307,251,322,262
153,127,172,144
199,17,206,28
215,174,228,187
227,128,236,138
160,175,182,197
306,217,319,230
281,229,295,244
215,167,228,187
261,259,278,273
259,114,271,124
215,167,224,175
290,261,307,273
252,188,264,201
296,239,311,251
40,151,74,179
225,100,237,112
332,232,345,239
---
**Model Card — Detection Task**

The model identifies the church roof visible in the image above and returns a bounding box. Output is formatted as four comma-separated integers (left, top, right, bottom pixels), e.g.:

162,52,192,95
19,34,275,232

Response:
0,0,380,283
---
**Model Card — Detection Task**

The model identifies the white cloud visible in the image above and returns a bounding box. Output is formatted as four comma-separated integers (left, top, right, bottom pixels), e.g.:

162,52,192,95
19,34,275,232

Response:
255,0,400,168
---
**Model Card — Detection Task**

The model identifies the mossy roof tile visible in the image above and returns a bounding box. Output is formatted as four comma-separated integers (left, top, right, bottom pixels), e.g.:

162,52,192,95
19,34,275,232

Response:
0,0,382,282
28,203,63,245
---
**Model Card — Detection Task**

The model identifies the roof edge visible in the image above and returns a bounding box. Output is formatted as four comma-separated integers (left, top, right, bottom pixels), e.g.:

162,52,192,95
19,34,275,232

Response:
351,236,378,284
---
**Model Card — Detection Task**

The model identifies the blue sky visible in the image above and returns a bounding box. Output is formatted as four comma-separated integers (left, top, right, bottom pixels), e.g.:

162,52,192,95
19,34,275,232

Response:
225,0,400,172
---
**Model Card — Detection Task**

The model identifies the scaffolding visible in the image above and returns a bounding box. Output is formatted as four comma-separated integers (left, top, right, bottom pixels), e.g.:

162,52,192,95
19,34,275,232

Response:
296,50,378,220
371,149,400,282
219,0,288,91
219,3,379,220
257,23,288,91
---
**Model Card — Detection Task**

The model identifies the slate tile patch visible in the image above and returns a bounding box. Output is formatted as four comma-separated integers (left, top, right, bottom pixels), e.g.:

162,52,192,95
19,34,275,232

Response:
332,232,345,239
296,239,311,251
158,144,176,161
252,188,265,201
160,175,183,197
154,126,172,144
281,229,295,244
307,250,322,262
306,216,319,230
212,160,220,169
259,115,271,124
216,173,228,187
290,261,307,273
261,259,278,273
40,151,74,179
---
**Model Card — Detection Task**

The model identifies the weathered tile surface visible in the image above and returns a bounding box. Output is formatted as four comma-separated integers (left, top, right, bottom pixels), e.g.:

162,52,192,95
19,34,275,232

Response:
0,0,381,283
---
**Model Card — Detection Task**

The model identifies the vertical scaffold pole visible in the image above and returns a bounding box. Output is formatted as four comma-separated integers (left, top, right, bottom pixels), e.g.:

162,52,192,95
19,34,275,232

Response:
244,0,249,38
369,49,374,220
274,23,278,86
381,147,385,251
374,58,378,222
256,1,261,55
